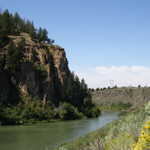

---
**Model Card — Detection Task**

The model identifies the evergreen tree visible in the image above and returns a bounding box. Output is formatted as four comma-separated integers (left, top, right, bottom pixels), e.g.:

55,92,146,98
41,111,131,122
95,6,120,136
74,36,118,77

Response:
0,9,54,44
13,12,23,34
37,27,49,42
63,72,90,108
24,20,36,39
6,39,25,73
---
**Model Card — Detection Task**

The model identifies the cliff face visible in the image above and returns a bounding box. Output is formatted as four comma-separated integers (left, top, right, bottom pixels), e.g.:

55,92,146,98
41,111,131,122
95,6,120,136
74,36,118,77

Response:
0,33,71,106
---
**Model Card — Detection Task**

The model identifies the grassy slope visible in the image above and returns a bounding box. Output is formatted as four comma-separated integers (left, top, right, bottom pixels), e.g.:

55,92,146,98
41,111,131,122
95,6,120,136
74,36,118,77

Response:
56,102,150,150
92,87,150,109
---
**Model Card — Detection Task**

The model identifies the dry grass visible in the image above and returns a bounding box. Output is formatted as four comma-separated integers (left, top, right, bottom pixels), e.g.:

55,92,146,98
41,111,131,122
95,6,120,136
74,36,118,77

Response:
56,102,150,150
92,87,150,110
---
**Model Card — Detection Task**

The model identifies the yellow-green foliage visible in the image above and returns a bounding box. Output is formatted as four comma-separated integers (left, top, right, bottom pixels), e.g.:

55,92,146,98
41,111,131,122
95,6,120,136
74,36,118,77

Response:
105,132,135,150
133,121,150,150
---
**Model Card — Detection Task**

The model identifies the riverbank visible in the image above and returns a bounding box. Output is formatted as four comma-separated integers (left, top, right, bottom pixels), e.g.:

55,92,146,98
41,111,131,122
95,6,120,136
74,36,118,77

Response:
0,102,101,126
56,102,150,150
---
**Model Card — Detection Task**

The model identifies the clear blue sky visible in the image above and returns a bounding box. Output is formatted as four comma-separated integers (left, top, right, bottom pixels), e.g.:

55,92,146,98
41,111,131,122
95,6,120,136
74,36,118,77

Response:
1,0,150,87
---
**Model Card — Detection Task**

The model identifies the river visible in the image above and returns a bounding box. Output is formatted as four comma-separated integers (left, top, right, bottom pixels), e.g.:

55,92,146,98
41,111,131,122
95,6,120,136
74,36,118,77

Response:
0,112,118,150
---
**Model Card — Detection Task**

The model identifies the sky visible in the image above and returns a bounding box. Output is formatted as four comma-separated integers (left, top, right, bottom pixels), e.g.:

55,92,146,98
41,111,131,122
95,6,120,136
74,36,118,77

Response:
1,0,150,88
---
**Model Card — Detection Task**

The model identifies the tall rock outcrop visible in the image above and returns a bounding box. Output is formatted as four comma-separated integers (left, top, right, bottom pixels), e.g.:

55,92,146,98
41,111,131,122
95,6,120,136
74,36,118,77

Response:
0,33,71,106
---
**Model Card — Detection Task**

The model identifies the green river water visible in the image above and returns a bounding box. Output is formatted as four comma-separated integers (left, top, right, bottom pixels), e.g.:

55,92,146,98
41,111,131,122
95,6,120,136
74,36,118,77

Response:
0,112,118,150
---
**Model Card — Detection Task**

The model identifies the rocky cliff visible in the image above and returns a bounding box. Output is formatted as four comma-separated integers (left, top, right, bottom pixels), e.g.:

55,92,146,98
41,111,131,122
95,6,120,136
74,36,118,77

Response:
0,10,101,124
0,33,71,106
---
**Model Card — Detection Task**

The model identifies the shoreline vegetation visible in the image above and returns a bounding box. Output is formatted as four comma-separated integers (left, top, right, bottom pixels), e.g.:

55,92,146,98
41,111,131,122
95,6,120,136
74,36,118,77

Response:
0,100,101,126
56,101,150,150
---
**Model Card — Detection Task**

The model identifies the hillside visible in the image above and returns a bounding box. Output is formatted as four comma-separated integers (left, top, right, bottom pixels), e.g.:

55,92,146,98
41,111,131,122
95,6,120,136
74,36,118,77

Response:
0,10,100,125
91,87,150,110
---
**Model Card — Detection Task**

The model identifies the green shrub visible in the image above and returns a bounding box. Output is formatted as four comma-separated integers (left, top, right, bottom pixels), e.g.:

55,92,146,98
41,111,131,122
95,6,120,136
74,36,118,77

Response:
21,101,55,121
83,106,101,118
0,107,23,125
58,103,84,120
99,102,132,111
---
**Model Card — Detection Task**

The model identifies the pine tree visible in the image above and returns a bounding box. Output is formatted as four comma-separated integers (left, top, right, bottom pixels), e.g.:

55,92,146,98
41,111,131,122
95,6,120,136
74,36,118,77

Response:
37,27,49,42
0,10,54,44
13,12,23,34
6,39,25,73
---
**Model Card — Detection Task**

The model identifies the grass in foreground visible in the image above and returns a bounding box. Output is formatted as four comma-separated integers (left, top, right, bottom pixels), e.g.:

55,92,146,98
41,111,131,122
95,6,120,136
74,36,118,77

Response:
133,120,150,150
56,102,150,150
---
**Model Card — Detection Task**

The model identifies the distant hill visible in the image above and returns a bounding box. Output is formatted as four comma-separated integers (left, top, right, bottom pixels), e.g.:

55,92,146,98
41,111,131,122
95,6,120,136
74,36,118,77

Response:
91,87,150,110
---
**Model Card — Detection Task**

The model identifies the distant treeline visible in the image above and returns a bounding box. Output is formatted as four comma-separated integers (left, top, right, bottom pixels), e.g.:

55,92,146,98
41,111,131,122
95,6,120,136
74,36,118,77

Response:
90,84,143,92
89,85,118,92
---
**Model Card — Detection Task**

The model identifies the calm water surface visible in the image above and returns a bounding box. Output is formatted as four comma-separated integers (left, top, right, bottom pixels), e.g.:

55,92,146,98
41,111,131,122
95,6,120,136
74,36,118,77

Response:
0,112,119,150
